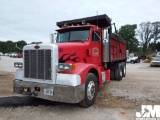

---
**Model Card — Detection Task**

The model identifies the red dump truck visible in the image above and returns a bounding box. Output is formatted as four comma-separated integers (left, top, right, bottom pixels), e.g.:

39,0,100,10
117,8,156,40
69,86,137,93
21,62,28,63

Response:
14,14,126,107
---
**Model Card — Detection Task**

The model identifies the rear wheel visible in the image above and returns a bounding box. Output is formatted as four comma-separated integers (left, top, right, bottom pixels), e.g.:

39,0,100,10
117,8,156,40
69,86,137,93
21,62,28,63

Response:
79,73,98,108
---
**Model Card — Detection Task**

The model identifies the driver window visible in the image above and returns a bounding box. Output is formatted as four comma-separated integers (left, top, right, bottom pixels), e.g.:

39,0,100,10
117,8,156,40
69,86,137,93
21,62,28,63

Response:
92,31,100,42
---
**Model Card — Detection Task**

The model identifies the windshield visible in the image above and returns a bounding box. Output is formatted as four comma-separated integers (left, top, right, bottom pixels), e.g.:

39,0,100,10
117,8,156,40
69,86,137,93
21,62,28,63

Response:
56,29,89,43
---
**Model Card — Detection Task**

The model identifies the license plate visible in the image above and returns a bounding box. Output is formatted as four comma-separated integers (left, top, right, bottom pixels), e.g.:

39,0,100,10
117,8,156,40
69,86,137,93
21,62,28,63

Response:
44,88,53,96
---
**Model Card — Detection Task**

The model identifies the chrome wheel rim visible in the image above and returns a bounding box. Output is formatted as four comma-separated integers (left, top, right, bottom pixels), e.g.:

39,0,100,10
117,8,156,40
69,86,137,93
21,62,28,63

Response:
87,81,95,100
120,69,122,77
123,66,126,75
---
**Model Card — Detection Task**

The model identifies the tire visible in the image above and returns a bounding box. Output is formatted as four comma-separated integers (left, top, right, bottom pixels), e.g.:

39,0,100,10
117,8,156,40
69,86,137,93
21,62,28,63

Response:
110,70,115,80
79,73,98,108
130,60,135,64
121,63,126,77
115,64,122,81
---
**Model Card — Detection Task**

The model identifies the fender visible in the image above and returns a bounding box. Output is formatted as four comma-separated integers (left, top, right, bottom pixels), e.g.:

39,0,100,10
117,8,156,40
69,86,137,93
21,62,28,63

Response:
60,63,104,87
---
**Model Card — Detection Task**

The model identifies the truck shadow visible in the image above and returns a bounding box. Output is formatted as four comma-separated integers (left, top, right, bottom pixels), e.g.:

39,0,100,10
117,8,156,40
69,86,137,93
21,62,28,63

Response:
0,96,77,108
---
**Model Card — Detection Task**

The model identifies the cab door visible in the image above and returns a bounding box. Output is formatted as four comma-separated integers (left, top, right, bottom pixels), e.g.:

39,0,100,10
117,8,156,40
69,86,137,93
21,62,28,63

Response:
90,29,102,65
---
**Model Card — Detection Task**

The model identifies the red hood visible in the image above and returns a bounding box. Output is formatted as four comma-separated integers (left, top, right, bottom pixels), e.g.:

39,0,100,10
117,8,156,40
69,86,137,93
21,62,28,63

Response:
55,42,86,63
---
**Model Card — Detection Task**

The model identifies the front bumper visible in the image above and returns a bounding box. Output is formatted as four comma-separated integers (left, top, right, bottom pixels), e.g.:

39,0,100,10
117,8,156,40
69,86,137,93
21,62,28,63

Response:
13,80,85,103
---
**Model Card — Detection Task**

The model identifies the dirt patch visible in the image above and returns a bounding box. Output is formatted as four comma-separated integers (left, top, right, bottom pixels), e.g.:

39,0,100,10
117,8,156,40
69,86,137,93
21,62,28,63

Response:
0,72,16,96
95,91,159,110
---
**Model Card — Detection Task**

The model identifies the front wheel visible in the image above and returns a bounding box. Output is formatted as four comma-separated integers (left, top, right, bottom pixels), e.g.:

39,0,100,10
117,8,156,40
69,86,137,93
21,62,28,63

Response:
79,73,98,108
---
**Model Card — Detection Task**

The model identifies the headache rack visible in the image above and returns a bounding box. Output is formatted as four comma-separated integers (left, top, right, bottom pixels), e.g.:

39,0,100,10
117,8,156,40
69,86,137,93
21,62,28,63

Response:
57,14,111,28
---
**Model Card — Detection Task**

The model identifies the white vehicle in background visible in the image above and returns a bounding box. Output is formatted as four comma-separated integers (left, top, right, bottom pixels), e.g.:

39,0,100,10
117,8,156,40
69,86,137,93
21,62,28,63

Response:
0,52,4,56
150,56,160,67
10,52,18,58
126,56,140,64
4,53,9,56
155,51,160,56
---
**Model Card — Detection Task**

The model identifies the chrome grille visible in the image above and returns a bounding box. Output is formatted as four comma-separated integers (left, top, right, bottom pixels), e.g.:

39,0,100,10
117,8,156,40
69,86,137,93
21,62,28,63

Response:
24,50,51,80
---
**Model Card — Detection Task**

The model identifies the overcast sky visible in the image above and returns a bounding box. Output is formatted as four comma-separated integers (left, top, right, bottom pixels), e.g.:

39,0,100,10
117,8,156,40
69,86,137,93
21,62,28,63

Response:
0,0,159,43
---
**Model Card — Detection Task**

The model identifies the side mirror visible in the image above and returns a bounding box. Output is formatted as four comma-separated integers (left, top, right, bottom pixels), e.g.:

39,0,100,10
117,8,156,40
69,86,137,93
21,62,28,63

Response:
115,30,118,34
50,34,54,43
105,31,109,40
50,33,57,43
103,29,109,42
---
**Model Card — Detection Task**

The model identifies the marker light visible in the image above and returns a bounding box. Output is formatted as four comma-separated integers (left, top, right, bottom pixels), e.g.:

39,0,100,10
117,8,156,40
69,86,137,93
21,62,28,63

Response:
82,20,86,25
34,45,40,49
64,23,67,27
35,87,40,92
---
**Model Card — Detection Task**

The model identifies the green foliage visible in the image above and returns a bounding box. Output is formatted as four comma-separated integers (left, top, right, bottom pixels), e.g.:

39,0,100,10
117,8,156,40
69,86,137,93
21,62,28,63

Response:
16,40,27,49
0,40,27,53
137,21,160,53
118,24,139,52
30,42,42,44
0,40,44,54
141,52,147,56
149,41,160,51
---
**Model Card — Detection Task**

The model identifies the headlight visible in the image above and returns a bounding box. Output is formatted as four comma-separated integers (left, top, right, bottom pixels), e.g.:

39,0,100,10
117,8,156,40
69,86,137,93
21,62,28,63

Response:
58,63,75,71
14,62,23,68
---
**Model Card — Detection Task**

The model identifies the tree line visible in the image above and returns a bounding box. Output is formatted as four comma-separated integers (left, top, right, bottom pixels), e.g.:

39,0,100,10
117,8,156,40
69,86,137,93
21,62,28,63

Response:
118,21,160,55
0,40,42,54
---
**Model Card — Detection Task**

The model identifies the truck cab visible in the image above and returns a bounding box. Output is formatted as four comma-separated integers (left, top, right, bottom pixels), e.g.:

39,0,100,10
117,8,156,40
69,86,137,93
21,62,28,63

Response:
14,14,126,107
56,25,103,65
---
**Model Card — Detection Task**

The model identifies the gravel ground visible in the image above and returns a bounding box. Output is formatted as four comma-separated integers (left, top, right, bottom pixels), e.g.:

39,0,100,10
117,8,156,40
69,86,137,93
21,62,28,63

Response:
0,56,160,120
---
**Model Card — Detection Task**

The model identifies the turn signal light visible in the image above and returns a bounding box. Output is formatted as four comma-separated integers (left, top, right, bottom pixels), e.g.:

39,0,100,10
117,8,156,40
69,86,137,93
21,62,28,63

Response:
71,64,76,70
35,87,40,92
34,45,40,49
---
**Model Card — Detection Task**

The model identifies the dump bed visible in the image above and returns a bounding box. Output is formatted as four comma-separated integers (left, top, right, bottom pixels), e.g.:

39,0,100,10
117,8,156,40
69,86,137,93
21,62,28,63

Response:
57,14,111,28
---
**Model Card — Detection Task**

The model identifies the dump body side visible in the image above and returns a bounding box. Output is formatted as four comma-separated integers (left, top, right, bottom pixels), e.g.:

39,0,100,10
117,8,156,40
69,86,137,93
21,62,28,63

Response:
109,33,126,62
